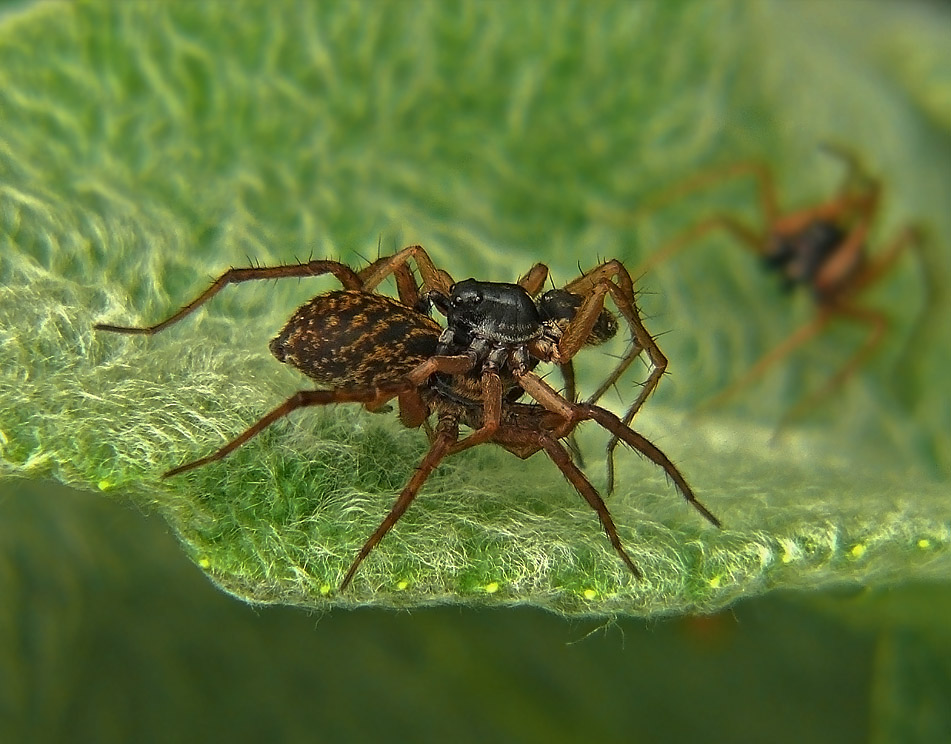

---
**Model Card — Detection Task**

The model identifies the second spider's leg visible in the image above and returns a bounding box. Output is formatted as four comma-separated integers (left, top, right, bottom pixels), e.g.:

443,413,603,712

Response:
591,161,780,235
95,260,364,335
339,415,460,591
538,433,643,580
699,310,834,414
635,214,766,278
588,161,779,277
774,304,888,435
847,225,924,297
853,225,934,399
517,372,720,527
819,142,878,197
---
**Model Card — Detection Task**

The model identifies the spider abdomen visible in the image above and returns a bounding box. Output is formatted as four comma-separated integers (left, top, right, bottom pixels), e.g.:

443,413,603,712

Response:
270,290,442,388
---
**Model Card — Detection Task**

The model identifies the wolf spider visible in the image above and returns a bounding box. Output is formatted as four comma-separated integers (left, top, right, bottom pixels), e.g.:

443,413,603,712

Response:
99,244,669,486
96,248,718,591
605,145,925,429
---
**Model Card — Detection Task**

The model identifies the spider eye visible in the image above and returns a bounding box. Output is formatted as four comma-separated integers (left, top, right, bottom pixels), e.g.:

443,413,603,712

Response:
451,290,482,307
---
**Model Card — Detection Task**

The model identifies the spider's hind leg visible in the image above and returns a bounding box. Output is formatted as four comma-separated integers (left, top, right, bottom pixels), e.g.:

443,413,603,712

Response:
95,259,364,335
163,385,405,478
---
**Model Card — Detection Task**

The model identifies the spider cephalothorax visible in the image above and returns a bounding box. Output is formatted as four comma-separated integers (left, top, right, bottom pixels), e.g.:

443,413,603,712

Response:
421,279,620,376
425,279,545,374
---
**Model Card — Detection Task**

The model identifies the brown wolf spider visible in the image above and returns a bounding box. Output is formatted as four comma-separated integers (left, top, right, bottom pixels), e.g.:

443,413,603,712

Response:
599,145,926,431
99,244,669,487
96,248,718,591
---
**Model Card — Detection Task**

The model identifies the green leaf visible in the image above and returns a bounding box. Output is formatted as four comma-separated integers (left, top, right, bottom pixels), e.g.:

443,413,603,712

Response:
1,0,949,616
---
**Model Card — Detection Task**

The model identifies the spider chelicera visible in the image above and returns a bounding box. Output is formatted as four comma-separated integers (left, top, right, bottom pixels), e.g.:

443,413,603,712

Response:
96,247,719,590
601,145,926,429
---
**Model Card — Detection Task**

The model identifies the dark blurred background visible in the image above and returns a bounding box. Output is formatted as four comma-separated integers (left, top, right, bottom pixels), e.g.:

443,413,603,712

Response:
3,478,887,744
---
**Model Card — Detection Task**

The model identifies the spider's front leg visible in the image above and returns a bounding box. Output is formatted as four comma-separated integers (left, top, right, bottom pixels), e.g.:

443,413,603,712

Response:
546,260,670,492
552,261,662,407
587,160,780,278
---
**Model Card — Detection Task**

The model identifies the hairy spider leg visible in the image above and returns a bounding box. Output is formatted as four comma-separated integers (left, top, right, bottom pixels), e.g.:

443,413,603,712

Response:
538,434,643,579
358,254,423,307
339,415,460,592
162,354,473,479
516,371,719,527
447,371,503,454
517,263,550,296
547,260,671,492
95,260,365,335
357,244,456,301
560,260,667,407
95,245,461,336
163,387,405,478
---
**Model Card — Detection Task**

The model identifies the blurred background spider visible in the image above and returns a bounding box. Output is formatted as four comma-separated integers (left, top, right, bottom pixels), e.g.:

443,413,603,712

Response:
600,145,928,431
